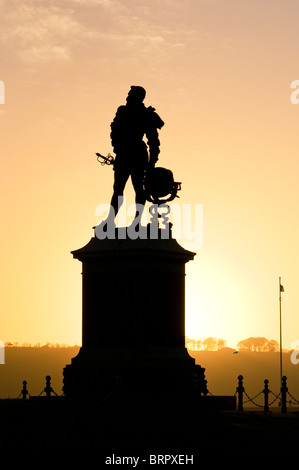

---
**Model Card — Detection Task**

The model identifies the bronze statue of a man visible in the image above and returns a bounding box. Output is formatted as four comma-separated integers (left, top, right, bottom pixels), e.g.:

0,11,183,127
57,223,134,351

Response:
107,86,164,225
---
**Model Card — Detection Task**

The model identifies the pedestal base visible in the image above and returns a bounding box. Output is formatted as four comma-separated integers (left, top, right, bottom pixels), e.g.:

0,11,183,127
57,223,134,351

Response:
64,232,208,399
63,346,208,398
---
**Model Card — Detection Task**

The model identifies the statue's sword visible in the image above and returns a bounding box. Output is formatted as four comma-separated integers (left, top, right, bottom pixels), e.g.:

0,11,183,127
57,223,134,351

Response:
96,152,115,166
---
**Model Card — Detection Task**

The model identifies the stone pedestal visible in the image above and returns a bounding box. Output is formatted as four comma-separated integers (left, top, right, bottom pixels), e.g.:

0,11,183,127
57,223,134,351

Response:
63,228,207,397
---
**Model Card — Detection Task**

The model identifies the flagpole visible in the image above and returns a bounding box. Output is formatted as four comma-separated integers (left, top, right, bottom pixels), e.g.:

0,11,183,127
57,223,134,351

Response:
279,276,283,380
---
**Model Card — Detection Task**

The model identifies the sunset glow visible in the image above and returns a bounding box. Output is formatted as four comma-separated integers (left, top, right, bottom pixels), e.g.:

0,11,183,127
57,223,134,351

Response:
1,0,299,349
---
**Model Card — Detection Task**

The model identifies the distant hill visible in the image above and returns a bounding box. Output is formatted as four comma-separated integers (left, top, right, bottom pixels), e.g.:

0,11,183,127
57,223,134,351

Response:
1,346,299,409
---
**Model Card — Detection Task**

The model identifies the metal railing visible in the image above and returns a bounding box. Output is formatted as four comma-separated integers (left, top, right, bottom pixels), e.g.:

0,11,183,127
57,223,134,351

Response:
235,375,299,413
17,375,59,399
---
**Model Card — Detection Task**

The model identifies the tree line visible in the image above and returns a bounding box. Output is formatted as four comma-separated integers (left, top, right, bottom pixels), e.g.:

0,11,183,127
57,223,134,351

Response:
4,342,77,348
186,336,279,352
4,337,280,352
186,337,226,351
236,337,279,352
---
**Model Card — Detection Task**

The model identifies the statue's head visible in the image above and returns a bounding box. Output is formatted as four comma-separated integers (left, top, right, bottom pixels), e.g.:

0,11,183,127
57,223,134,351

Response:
126,86,146,104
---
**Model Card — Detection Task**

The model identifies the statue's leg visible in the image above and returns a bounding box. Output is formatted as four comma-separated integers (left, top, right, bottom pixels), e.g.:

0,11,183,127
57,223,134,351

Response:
95,171,129,237
131,170,146,221
109,171,129,218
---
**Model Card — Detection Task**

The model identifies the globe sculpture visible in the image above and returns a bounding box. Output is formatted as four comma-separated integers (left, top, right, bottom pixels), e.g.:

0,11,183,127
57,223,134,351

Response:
143,167,181,204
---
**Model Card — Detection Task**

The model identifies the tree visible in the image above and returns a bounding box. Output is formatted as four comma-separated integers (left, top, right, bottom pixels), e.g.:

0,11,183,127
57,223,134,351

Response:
185,337,203,351
237,337,279,352
186,337,226,351
217,338,227,350
263,339,279,352
202,337,218,351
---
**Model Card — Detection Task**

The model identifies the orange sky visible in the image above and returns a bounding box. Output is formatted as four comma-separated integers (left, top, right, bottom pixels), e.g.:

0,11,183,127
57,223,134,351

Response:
1,0,299,349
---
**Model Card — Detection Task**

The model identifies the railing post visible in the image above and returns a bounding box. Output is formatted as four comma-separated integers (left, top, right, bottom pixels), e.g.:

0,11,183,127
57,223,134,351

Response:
263,379,269,412
281,376,288,413
21,380,29,400
38,375,58,398
45,375,52,397
237,375,244,411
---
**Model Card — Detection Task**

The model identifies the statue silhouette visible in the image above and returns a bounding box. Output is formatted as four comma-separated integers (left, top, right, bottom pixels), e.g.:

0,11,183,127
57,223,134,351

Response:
105,86,164,226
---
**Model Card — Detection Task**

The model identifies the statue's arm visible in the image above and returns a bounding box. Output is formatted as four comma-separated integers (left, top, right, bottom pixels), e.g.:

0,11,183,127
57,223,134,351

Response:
146,127,161,165
110,106,126,154
145,108,164,165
